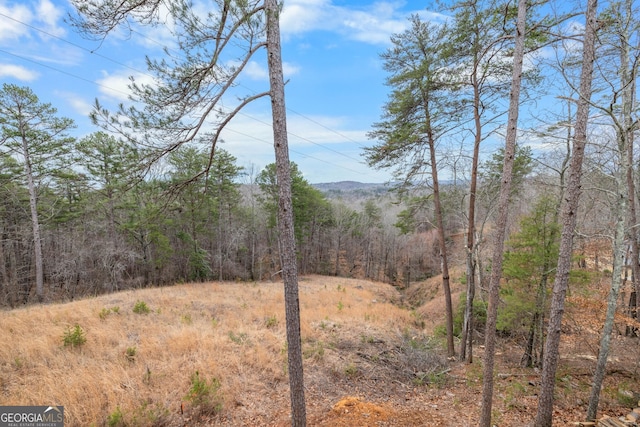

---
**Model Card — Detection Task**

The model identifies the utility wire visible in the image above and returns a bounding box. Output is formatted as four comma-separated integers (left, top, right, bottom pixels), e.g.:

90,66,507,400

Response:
0,12,150,78
223,126,368,176
130,25,372,154
0,48,132,99
0,10,379,178
0,47,375,177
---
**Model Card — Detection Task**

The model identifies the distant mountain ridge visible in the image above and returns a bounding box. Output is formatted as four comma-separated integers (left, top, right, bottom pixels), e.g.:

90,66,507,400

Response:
313,181,389,191
312,181,392,197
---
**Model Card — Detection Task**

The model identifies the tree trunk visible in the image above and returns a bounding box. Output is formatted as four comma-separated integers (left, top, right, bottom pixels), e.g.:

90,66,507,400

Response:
622,4,640,332
459,34,483,364
522,311,538,368
424,93,455,357
479,0,526,424
460,136,480,362
534,0,598,424
460,251,476,362
586,148,627,420
21,128,44,303
587,1,635,417
265,0,307,425
523,271,549,368
335,231,341,277
0,226,8,305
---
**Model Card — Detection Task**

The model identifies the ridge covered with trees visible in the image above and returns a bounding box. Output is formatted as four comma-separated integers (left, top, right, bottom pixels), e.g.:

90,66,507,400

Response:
0,115,447,303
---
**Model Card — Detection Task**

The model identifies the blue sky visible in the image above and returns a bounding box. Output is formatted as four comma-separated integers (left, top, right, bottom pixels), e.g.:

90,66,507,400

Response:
0,0,447,184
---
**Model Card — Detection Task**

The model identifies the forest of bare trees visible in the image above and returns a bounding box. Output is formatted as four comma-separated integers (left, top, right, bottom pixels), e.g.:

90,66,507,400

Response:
0,121,450,306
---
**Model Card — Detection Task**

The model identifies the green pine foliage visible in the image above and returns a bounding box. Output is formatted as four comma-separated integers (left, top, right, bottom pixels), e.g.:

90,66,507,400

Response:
498,196,560,365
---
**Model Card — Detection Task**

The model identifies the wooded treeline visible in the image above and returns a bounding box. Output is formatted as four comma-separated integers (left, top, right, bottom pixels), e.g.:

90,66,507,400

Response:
0,116,452,306
361,0,639,424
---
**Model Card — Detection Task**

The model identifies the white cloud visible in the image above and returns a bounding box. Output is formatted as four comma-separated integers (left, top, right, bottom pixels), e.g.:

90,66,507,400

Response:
0,0,67,42
35,0,66,38
243,61,269,80
342,3,407,44
283,62,301,78
280,0,446,45
280,0,331,36
215,110,370,181
0,0,77,68
228,60,301,81
96,69,156,102
560,20,584,55
287,114,367,145
0,63,39,81
219,120,380,182
118,2,178,52
0,3,33,41
56,91,94,117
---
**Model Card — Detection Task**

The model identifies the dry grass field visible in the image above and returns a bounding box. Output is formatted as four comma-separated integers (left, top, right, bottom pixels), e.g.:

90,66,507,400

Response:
1,273,638,426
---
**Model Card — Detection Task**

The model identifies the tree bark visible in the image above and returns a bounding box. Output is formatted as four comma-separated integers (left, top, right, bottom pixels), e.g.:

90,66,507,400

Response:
459,94,480,363
479,0,526,424
425,98,455,357
534,0,598,424
586,138,627,420
265,0,307,425
628,130,640,328
587,0,636,417
20,127,44,302
621,0,640,329
459,13,484,363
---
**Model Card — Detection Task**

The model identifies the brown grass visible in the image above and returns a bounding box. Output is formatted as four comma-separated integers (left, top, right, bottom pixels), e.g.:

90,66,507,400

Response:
0,275,418,426
4,271,636,427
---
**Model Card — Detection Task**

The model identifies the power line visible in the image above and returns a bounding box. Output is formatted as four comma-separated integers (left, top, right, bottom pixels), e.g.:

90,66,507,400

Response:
0,47,376,177
0,48,132,99
234,109,363,163
223,126,369,176
287,106,370,148
128,26,372,160
0,10,381,179
0,12,150,79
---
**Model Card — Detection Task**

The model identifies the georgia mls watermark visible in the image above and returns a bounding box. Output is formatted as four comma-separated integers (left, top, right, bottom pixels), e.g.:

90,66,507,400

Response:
0,406,64,427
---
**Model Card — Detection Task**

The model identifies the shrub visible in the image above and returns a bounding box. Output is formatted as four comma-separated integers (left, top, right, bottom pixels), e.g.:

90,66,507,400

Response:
344,362,358,377
62,324,86,348
125,347,137,362
131,400,170,426
99,306,121,320
185,371,223,415
106,407,124,427
400,332,448,386
264,315,278,328
99,308,111,320
616,385,637,408
303,340,325,361
452,292,487,337
228,331,248,345
133,300,150,314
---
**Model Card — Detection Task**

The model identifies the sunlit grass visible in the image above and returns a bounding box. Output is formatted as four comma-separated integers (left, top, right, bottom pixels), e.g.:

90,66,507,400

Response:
0,275,412,425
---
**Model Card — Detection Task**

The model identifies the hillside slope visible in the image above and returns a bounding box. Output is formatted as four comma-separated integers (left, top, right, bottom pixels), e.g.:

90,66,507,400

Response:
0,275,638,426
